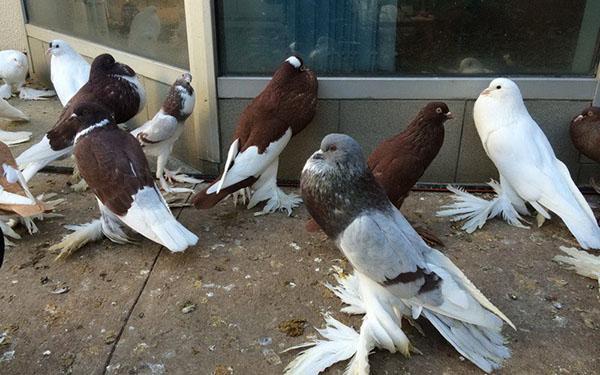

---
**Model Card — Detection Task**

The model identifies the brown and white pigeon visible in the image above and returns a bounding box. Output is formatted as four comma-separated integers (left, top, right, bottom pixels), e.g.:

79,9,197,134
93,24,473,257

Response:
16,53,146,182
131,72,201,192
49,103,197,259
291,134,513,374
306,102,452,246
192,55,317,215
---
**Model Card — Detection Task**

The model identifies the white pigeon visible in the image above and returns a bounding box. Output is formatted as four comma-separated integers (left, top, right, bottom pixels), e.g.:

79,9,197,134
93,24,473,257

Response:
294,134,514,374
130,73,201,192
47,39,91,106
0,49,56,100
438,78,600,250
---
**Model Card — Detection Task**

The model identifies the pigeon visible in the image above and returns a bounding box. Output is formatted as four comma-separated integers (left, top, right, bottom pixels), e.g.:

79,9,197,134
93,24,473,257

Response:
554,246,600,286
47,39,91,106
49,102,198,259
438,78,600,250
0,141,62,239
0,50,28,98
570,106,600,163
192,56,318,215
292,133,513,374
0,49,56,100
131,72,201,192
16,53,146,182
306,102,452,246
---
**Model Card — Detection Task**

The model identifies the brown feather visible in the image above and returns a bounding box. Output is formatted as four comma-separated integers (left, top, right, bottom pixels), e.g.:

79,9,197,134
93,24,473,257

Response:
74,124,154,216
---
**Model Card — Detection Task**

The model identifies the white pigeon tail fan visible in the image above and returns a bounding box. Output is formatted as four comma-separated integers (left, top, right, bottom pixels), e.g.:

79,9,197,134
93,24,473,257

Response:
437,180,529,233
554,246,600,286
0,98,29,121
18,87,56,101
0,129,32,145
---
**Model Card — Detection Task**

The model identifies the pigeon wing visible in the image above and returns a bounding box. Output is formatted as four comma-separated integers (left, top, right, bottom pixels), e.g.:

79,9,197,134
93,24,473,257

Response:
131,112,179,145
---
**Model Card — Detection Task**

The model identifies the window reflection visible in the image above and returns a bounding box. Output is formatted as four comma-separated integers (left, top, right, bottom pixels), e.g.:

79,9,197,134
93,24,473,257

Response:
25,0,189,69
216,0,600,76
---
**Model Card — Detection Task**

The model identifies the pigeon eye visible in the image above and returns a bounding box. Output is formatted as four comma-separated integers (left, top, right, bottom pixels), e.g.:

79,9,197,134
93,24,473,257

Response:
328,145,337,152
588,111,593,117
496,85,501,89
435,107,442,114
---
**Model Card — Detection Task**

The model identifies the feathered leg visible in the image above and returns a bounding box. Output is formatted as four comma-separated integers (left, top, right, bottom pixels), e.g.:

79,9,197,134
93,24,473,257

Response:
248,158,302,216
69,162,89,192
50,201,133,260
554,246,600,286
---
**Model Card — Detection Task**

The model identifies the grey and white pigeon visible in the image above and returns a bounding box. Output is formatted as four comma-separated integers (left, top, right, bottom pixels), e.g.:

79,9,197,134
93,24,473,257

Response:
47,39,91,106
0,49,55,100
192,56,318,215
438,78,600,250
290,133,514,374
130,73,201,192
16,53,146,182
49,102,198,259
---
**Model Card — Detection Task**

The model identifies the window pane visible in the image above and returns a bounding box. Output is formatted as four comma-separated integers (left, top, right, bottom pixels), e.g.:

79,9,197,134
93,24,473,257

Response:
216,0,600,76
24,0,189,69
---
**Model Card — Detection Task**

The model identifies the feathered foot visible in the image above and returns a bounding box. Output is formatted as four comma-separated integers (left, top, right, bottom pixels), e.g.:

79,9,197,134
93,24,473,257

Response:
283,314,361,375
70,179,89,192
231,187,251,207
159,175,194,194
554,246,600,286
18,87,56,101
0,84,12,99
437,182,529,233
164,168,203,185
251,187,302,216
49,220,104,260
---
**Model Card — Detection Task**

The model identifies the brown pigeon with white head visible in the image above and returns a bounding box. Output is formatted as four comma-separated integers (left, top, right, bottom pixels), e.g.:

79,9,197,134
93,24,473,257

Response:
131,72,201,192
192,55,317,215
16,53,146,182
49,102,197,259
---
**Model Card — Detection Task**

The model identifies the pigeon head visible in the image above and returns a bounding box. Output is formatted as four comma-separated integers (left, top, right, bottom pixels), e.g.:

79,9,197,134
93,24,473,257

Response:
306,133,367,175
572,106,600,124
71,102,114,132
47,39,73,56
163,73,195,119
3,51,26,70
479,78,522,101
421,102,453,123
285,55,305,71
90,54,136,80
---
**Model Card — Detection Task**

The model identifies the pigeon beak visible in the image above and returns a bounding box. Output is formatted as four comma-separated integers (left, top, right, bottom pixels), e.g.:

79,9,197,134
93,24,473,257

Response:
445,112,454,120
312,151,324,160
45,48,52,56
480,88,492,96
573,114,584,123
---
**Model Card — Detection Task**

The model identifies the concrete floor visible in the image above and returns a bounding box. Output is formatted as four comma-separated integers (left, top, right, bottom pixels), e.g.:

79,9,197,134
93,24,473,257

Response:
0,97,599,374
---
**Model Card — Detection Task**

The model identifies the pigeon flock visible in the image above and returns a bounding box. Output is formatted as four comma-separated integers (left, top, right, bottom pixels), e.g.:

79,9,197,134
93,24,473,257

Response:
0,39,599,374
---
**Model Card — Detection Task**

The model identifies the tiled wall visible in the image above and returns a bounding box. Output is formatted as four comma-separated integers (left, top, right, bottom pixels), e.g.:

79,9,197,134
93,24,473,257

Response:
218,98,600,185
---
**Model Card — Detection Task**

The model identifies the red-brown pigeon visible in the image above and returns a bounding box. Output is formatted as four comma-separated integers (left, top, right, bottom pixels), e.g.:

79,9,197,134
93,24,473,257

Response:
192,56,317,215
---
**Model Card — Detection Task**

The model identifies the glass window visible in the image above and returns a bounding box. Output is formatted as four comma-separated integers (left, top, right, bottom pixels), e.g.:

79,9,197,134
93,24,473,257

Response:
24,0,189,69
216,0,600,76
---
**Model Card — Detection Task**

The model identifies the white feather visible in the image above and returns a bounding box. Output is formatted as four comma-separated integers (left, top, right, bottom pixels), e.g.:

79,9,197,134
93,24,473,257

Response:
0,98,29,121
0,129,31,145
0,50,28,91
49,39,90,106
554,246,600,285
119,186,197,252
283,314,361,375
16,135,72,182
208,128,293,194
